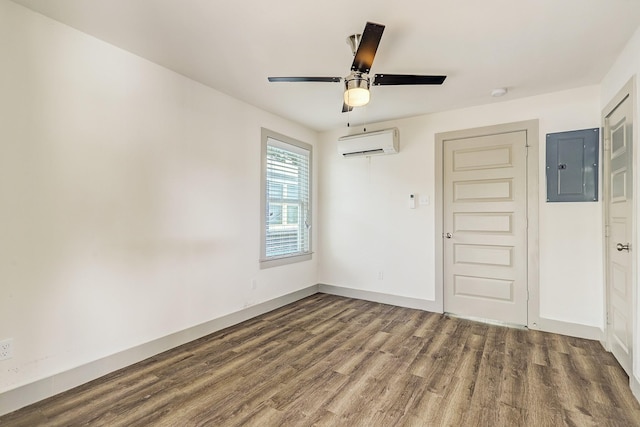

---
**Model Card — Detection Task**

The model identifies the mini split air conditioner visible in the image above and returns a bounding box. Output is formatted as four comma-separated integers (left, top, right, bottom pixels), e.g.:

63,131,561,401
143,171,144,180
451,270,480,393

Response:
337,128,399,157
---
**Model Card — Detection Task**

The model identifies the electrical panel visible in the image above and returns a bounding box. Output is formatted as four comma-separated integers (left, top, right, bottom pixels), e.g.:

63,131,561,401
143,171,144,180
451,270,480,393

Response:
546,128,599,202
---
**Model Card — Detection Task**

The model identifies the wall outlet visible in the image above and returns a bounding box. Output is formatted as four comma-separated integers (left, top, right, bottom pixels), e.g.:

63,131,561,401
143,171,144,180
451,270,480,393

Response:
0,338,13,360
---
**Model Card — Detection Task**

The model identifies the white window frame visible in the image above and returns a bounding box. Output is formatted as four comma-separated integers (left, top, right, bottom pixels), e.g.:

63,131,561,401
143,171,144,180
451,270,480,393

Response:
260,128,312,268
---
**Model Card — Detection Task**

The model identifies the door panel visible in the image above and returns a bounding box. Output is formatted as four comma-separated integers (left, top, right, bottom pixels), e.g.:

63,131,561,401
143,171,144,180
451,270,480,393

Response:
454,179,513,201
453,212,513,233
454,244,513,266
605,93,633,375
444,131,528,325
453,145,512,170
454,275,513,301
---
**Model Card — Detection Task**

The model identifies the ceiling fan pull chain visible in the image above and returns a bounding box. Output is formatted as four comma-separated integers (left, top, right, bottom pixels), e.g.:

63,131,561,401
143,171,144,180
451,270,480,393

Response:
361,103,367,133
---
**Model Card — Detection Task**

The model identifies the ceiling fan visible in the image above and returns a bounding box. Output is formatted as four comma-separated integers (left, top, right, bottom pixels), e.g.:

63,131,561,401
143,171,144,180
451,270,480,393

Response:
268,21,447,113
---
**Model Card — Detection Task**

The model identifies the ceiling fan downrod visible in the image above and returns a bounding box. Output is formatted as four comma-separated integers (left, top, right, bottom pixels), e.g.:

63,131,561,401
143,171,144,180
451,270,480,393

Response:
347,33,362,56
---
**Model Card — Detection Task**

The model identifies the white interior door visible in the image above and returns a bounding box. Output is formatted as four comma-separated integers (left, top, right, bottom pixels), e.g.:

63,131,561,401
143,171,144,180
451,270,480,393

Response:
443,130,528,325
605,93,634,375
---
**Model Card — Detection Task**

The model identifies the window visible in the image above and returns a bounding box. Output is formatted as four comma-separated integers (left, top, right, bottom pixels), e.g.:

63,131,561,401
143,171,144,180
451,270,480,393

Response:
260,128,312,267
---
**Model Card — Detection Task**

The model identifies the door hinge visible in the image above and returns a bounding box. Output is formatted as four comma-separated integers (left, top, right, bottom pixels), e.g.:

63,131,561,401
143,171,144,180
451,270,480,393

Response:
606,311,611,325
605,224,610,237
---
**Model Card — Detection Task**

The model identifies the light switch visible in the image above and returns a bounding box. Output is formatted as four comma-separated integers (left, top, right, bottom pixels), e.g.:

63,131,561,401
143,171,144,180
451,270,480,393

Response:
419,196,430,206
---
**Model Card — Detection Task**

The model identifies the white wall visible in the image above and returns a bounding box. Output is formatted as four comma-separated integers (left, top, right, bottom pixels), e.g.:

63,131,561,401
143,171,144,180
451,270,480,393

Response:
600,25,640,397
0,1,318,394
318,86,603,329
3,0,634,410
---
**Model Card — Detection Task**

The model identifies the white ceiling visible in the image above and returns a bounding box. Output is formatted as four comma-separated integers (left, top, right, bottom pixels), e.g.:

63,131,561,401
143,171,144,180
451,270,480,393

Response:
10,0,640,131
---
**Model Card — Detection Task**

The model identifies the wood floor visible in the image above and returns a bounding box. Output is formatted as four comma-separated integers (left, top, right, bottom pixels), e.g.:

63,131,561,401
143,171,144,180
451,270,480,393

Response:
2,293,640,426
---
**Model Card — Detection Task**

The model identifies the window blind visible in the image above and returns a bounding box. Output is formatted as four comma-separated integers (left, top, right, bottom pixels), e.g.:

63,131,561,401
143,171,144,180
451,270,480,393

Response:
265,137,311,259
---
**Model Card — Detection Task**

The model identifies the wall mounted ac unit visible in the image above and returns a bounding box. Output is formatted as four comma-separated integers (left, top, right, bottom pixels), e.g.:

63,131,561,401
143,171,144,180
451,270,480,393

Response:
337,128,399,157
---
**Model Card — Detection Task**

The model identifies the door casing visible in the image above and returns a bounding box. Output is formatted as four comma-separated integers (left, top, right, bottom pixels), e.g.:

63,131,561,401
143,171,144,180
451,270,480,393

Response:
435,120,540,328
602,77,637,375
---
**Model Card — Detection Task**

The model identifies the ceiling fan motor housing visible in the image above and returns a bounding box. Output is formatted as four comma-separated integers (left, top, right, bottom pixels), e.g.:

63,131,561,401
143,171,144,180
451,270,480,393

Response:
344,73,370,107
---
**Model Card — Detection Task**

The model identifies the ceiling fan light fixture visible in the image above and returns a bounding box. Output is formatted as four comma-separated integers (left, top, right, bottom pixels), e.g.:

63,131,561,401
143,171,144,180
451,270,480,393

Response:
344,75,370,107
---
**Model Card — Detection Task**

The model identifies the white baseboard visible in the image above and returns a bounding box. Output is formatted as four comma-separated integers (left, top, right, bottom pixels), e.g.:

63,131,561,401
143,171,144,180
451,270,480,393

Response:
318,284,442,313
533,317,604,341
1,283,623,416
631,374,640,404
0,285,318,417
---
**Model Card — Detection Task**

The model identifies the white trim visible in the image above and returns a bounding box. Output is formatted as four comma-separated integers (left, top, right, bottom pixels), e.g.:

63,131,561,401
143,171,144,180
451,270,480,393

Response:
260,127,313,269
318,284,604,342
535,317,604,341
631,374,640,403
1,283,620,416
259,252,312,269
434,120,540,328
318,284,442,312
602,77,637,378
434,132,445,313
0,286,318,417
446,313,527,330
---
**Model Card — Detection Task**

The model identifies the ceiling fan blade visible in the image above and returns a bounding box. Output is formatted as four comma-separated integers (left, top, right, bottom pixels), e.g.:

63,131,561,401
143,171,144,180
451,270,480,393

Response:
268,77,341,83
351,22,385,74
373,74,447,86
342,102,353,113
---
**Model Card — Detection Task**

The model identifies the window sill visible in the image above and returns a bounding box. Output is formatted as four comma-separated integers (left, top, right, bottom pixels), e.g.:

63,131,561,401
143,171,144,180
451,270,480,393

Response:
259,252,313,269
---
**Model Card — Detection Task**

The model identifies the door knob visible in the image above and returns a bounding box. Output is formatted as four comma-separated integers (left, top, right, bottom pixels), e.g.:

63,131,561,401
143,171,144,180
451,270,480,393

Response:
445,233,452,239
616,243,630,252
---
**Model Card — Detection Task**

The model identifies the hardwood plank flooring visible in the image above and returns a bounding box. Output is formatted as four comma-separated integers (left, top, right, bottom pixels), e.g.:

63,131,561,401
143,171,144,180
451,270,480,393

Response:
1,293,639,426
